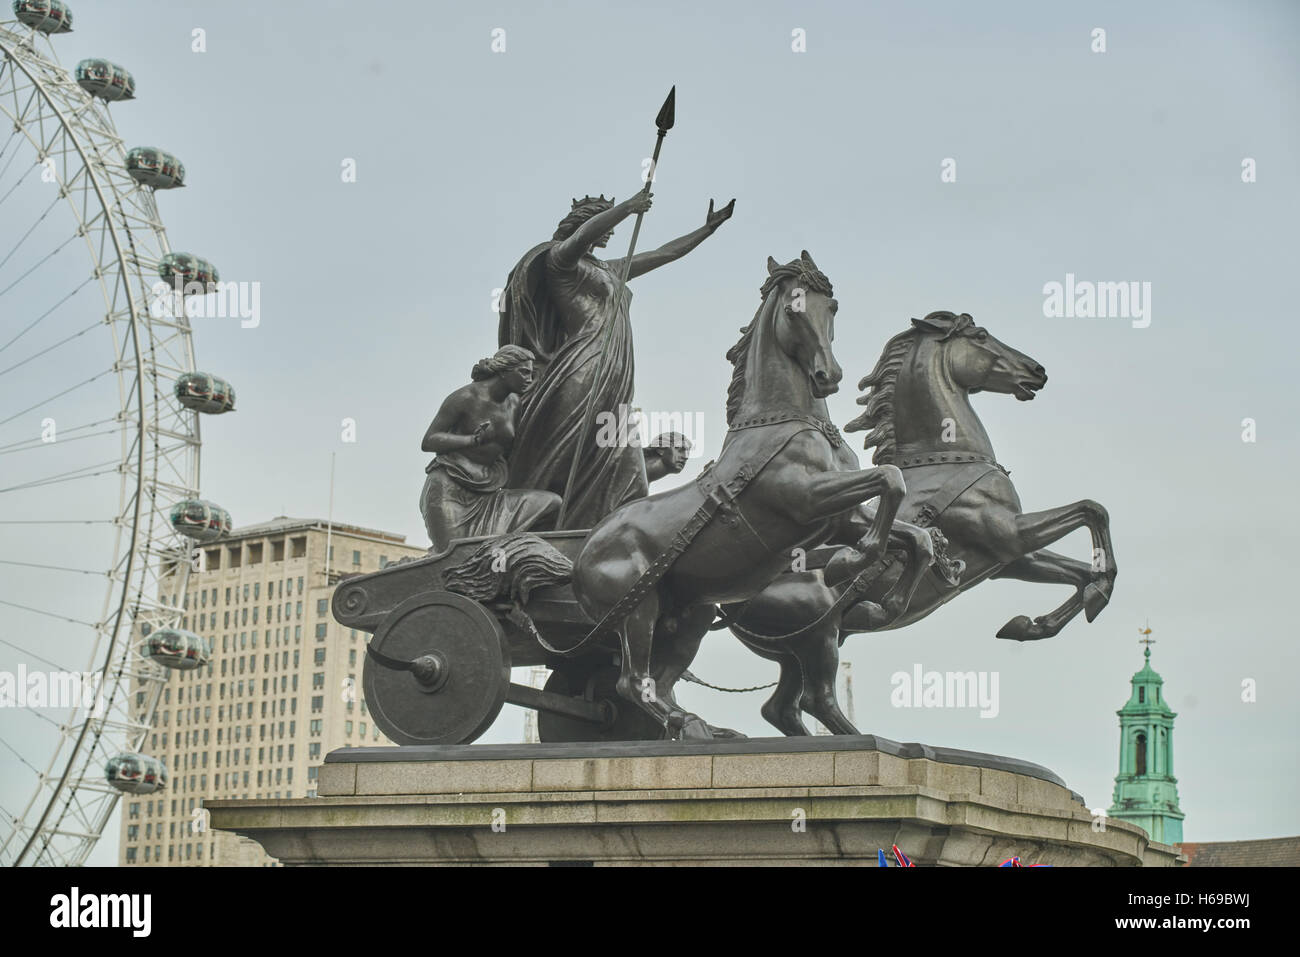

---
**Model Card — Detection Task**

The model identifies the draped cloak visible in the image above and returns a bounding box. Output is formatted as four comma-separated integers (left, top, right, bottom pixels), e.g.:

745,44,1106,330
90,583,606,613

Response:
498,242,648,530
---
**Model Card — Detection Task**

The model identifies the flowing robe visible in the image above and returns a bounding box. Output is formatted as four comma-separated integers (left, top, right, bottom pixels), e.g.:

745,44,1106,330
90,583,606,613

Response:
419,451,557,553
499,242,648,529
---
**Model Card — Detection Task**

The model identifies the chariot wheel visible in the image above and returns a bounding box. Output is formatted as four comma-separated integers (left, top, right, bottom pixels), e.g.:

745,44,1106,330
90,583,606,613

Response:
363,591,511,746
537,660,664,743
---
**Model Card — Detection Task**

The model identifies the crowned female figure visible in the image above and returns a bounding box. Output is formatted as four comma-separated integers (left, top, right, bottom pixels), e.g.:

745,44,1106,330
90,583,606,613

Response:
419,345,561,551
498,191,734,529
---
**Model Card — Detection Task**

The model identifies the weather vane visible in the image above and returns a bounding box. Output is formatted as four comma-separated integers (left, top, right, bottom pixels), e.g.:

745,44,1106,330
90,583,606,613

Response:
1138,620,1155,654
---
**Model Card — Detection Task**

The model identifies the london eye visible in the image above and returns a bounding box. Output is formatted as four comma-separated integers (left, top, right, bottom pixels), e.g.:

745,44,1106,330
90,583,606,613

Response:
0,0,230,866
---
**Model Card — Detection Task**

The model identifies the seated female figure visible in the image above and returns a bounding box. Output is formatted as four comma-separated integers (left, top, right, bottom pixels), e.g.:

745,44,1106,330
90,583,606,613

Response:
419,346,561,551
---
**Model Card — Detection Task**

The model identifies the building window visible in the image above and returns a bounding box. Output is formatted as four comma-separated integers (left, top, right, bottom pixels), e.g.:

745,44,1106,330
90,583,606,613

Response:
315,623,327,639
311,696,323,713
314,648,326,665
345,721,353,736
310,719,322,736
1138,687,1145,703
312,673,324,690
317,599,328,616
1135,732,1147,776
126,847,137,863
309,743,321,760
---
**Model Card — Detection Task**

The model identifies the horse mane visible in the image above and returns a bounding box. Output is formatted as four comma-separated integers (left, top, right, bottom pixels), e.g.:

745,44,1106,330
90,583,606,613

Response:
845,311,965,464
725,253,834,425
843,329,915,464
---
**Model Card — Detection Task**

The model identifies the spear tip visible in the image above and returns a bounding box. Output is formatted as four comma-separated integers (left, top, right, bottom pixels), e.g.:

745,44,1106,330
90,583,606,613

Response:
656,86,676,132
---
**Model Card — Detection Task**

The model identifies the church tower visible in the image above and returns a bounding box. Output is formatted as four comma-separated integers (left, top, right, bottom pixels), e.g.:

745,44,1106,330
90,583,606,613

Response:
1107,629,1185,843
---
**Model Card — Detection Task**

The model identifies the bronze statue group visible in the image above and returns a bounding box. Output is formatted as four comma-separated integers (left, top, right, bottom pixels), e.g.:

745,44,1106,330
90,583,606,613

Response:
416,186,1116,740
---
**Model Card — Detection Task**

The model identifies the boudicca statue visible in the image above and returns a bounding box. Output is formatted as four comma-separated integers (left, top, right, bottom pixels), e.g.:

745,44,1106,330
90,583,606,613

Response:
334,88,1115,746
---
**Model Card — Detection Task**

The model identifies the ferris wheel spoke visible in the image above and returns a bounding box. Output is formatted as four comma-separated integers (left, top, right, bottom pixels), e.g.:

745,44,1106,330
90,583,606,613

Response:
0,596,98,629
0,270,95,354
0,455,120,493
0,415,118,452
0,164,31,210
0,426,119,456
0,733,46,779
0,634,74,675
0,316,98,378
0,124,19,162
0,191,61,272
0,226,79,298
0,367,112,427
0,557,108,577
0,130,31,197
0,518,115,525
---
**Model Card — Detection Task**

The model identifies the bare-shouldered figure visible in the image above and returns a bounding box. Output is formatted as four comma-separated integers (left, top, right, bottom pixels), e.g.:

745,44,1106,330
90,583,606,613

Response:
419,346,560,551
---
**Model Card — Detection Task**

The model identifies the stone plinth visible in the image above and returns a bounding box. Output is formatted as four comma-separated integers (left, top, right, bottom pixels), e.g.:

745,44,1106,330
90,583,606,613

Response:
206,735,1184,866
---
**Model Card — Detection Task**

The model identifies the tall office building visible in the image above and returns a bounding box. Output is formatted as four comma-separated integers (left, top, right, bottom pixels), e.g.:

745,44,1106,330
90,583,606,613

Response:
118,517,425,866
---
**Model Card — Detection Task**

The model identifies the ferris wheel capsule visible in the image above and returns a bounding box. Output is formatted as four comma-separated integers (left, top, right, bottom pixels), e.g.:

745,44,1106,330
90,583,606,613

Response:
75,58,135,101
141,628,211,671
175,372,236,414
168,499,231,542
159,252,219,288
13,0,72,33
105,754,167,795
126,146,185,189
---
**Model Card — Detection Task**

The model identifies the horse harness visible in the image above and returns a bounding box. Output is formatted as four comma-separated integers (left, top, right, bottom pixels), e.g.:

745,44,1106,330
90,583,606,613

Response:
895,452,1008,529
554,412,842,655
719,451,1010,643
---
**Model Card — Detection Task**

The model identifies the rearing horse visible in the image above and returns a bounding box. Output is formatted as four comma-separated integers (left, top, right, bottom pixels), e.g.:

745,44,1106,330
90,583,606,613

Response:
572,253,931,740
725,311,1117,735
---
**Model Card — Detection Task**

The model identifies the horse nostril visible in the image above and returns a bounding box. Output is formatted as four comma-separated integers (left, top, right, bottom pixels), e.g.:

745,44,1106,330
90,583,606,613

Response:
1035,365,1046,376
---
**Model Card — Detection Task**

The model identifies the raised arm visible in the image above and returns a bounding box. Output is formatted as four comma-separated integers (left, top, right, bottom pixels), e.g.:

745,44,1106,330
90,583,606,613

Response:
550,193,654,270
607,199,735,279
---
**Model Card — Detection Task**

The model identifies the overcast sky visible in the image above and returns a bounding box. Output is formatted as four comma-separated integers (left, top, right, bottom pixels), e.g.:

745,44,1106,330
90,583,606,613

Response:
2,1,1297,863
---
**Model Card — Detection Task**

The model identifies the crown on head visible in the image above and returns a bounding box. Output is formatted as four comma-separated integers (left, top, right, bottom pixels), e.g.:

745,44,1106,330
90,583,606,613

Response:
571,194,614,209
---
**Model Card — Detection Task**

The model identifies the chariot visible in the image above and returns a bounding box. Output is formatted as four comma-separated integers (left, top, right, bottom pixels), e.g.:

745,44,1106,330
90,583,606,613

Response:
333,530,665,746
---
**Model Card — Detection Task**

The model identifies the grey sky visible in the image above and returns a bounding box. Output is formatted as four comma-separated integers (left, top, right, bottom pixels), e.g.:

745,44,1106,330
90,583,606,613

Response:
2,1,1297,864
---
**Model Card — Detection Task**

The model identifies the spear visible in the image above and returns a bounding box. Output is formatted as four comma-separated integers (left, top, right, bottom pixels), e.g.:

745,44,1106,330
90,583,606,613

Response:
556,86,675,527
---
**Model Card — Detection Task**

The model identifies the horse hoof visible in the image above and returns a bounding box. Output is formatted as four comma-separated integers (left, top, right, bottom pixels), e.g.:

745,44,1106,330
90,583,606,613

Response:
707,724,747,740
996,615,1035,642
1083,582,1112,622
678,716,713,741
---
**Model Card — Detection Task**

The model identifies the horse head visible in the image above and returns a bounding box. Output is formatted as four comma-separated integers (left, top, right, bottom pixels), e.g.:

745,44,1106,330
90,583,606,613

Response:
768,250,842,398
727,252,842,423
847,311,1048,465
912,311,1047,401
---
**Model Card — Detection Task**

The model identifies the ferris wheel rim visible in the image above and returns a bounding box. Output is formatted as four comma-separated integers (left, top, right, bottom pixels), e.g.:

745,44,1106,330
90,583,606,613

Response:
0,15,202,866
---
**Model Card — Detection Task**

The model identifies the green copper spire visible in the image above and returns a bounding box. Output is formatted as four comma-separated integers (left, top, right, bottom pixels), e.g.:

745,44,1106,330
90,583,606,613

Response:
1107,626,1184,843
